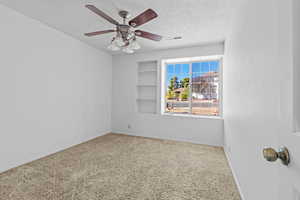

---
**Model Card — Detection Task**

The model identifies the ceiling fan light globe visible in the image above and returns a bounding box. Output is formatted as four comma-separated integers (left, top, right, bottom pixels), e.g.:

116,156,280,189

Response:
127,32,135,40
115,37,126,47
107,43,120,51
123,47,134,54
130,40,141,50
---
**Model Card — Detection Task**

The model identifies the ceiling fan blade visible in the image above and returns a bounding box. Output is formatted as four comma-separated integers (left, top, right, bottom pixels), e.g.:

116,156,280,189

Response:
129,9,158,28
135,30,162,41
84,30,116,37
85,5,119,25
164,36,183,40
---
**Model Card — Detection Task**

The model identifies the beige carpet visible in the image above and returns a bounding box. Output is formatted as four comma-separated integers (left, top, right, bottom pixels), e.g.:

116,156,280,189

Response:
0,133,241,200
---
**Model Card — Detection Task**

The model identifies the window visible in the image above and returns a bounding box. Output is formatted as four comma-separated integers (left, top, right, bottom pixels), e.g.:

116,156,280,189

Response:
161,56,222,117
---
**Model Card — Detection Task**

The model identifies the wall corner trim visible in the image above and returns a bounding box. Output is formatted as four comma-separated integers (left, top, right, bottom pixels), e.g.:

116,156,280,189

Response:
224,149,246,200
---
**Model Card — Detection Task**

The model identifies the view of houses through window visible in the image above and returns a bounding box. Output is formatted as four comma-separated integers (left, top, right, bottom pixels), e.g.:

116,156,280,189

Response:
164,58,221,116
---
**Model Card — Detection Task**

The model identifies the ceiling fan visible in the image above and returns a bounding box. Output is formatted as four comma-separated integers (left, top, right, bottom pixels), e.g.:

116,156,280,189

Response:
84,5,181,53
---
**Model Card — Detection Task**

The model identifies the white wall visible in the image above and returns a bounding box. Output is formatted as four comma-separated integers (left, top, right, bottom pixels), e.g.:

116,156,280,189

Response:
224,0,289,199
0,5,112,173
112,44,224,146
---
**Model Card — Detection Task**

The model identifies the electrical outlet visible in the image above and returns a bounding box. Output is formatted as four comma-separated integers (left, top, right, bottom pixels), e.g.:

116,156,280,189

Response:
128,124,131,129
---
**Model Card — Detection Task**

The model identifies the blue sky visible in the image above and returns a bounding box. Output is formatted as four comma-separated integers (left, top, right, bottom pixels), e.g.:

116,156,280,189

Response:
167,61,219,86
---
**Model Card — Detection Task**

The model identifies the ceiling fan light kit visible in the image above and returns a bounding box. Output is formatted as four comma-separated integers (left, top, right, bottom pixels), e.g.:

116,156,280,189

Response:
84,4,181,54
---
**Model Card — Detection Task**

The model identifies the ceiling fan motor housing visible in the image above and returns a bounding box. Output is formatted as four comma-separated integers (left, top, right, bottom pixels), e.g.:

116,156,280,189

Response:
118,10,131,19
117,24,131,40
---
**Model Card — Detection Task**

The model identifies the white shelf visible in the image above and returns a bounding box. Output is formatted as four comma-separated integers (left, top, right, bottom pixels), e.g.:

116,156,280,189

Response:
138,61,157,72
137,84,157,87
138,111,156,114
137,60,158,114
136,98,156,102
138,70,157,73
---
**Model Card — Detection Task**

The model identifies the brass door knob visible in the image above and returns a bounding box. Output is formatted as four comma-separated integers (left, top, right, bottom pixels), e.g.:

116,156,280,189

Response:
263,147,290,166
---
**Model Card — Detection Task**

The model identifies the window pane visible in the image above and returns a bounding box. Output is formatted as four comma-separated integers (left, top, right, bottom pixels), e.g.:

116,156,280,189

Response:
192,63,200,73
167,64,174,73
201,62,209,72
182,64,189,73
165,63,190,114
191,61,220,116
209,61,219,72
175,64,181,73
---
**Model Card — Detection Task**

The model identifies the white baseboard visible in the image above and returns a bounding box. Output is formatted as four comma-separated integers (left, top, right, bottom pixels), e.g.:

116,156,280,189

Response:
112,130,223,147
84,130,111,141
224,149,246,200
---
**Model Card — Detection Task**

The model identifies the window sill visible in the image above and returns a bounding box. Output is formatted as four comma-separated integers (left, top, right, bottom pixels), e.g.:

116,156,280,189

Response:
162,113,223,120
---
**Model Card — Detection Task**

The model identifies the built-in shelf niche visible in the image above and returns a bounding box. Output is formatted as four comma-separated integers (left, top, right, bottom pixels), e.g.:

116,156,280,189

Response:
137,60,158,114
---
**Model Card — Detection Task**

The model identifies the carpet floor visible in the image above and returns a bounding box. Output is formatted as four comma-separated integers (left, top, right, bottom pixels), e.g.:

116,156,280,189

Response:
0,133,241,200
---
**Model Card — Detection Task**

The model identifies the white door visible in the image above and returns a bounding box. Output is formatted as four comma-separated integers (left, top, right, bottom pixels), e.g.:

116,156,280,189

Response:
263,0,300,199
279,0,300,198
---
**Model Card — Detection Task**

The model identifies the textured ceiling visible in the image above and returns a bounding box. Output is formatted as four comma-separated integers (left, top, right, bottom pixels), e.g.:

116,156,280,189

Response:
0,0,232,54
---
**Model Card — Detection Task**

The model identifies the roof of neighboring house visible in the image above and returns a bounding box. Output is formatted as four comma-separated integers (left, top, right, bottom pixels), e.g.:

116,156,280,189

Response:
192,71,218,83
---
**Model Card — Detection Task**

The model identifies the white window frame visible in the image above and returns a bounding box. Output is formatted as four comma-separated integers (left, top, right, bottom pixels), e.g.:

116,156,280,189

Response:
161,55,223,119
